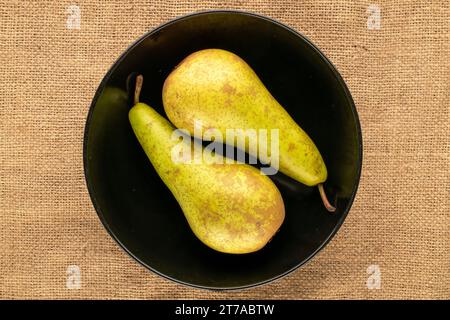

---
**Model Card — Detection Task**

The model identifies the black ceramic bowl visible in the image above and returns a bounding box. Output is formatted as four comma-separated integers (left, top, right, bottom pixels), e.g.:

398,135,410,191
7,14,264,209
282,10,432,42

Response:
84,10,362,290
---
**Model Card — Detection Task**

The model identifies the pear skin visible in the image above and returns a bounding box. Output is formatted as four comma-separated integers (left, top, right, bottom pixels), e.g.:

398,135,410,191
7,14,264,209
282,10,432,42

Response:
129,77,285,254
162,49,335,211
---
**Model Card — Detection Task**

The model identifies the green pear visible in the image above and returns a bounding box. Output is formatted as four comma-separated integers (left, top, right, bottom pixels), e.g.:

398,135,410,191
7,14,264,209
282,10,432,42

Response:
162,49,335,212
129,76,285,254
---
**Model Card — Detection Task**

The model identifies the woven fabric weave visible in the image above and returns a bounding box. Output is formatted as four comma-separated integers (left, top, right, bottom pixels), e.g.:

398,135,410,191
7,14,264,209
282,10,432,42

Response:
0,0,448,299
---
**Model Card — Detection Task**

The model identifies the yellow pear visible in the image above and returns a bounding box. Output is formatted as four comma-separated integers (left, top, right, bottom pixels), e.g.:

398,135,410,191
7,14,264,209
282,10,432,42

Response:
129,76,285,254
162,49,335,211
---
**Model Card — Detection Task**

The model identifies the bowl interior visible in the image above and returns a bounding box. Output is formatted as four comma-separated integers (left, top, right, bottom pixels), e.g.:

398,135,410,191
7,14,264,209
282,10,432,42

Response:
84,11,362,289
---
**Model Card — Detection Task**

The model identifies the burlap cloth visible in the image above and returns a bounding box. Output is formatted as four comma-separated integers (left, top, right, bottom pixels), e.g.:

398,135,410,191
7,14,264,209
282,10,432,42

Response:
0,0,448,299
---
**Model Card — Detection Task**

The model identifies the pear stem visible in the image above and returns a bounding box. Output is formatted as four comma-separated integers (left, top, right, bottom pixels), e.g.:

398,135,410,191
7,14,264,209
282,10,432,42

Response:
134,74,143,105
318,183,336,213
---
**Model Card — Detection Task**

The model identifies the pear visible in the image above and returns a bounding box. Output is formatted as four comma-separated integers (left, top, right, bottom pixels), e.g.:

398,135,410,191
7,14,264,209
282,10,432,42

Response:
129,76,285,254
162,49,336,212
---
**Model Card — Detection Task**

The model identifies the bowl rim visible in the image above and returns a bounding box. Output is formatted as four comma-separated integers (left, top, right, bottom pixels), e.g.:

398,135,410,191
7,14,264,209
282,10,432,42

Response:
83,9,363,291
